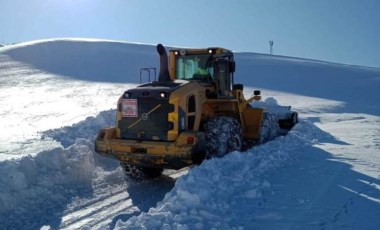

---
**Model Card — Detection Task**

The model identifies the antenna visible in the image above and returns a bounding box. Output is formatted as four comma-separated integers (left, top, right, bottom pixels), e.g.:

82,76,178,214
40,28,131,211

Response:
269,40,274,55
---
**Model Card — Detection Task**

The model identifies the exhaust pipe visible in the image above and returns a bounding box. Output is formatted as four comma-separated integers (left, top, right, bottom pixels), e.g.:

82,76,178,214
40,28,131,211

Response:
157,44,171,82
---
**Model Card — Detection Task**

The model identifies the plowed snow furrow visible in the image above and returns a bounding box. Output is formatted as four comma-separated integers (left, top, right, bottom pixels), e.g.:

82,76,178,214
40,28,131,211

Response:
61,191,132,229
58,168,189,229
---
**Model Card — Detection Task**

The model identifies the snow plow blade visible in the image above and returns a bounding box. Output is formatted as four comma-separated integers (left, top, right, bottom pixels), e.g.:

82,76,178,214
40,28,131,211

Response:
95,128,206,169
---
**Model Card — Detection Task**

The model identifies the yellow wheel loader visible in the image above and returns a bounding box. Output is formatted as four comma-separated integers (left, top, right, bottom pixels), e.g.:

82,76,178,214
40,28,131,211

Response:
95,44,298,180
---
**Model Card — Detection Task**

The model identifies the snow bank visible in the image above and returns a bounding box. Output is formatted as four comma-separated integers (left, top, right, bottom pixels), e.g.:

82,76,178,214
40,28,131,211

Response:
0,140,95,228
0,138,123,229
41,109,116,148
0,110,121,229
116,120,328,229
2,38,159,84
236,52,380,115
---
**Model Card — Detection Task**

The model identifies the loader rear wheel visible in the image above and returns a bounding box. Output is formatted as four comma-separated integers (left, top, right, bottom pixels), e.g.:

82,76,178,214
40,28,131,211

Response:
120,162,163,181
204,116,243,159
142,167,164,178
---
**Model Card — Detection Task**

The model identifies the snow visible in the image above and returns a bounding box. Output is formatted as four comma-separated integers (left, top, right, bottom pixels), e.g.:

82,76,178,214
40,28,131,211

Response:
1,38,380,229
121,121,323,229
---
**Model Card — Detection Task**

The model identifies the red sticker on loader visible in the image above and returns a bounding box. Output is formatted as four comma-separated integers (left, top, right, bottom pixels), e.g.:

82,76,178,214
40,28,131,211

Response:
121,99,138,117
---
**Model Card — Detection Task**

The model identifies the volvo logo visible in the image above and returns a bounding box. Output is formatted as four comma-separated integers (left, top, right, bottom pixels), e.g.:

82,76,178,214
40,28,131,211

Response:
141,113,149,121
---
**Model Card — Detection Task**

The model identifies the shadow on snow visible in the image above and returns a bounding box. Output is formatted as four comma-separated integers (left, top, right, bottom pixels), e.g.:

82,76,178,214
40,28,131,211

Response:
109,176,176,229
249,131,380,229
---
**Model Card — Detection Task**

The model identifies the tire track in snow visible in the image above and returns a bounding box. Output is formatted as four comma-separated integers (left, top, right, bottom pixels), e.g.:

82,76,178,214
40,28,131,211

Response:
60,187,132,229
58,168,188,229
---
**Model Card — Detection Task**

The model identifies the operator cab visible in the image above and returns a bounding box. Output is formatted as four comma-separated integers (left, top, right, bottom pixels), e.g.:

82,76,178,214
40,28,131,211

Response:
169,48,236,98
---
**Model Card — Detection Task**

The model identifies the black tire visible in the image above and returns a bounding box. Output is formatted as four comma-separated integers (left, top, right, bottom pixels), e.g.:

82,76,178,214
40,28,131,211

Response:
141,167,164,178
279,112,299,129
120,162,163,181
260,112,281,144
203,116,243,159
290,112,298,126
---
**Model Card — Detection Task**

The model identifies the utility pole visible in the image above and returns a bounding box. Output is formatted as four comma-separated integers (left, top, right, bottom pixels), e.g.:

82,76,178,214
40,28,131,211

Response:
269,40,274,55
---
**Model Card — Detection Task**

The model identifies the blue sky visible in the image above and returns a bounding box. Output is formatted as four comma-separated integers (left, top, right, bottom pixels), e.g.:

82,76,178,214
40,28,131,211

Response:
1,0,379,68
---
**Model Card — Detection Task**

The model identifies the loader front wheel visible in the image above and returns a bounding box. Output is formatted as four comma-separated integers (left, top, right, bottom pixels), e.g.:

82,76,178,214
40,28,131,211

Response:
204,116,243,159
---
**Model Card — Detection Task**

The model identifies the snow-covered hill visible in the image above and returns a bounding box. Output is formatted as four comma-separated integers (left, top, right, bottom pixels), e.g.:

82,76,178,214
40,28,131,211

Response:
0,38,379,229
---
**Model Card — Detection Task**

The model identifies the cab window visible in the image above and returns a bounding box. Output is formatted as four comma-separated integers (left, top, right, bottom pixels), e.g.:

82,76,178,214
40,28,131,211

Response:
176,55,213,80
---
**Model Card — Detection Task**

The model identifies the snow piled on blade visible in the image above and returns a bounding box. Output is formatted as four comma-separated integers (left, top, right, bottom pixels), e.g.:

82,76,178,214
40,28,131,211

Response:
116,121,325,229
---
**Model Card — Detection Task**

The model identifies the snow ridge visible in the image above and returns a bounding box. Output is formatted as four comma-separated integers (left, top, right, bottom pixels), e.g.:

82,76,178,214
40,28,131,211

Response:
0,110,120,229
117,121,324,229
0,140,96,229
41,109,116,148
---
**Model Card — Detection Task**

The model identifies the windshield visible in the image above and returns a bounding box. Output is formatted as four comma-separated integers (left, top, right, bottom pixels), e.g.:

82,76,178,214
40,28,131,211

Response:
176,54,214,80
